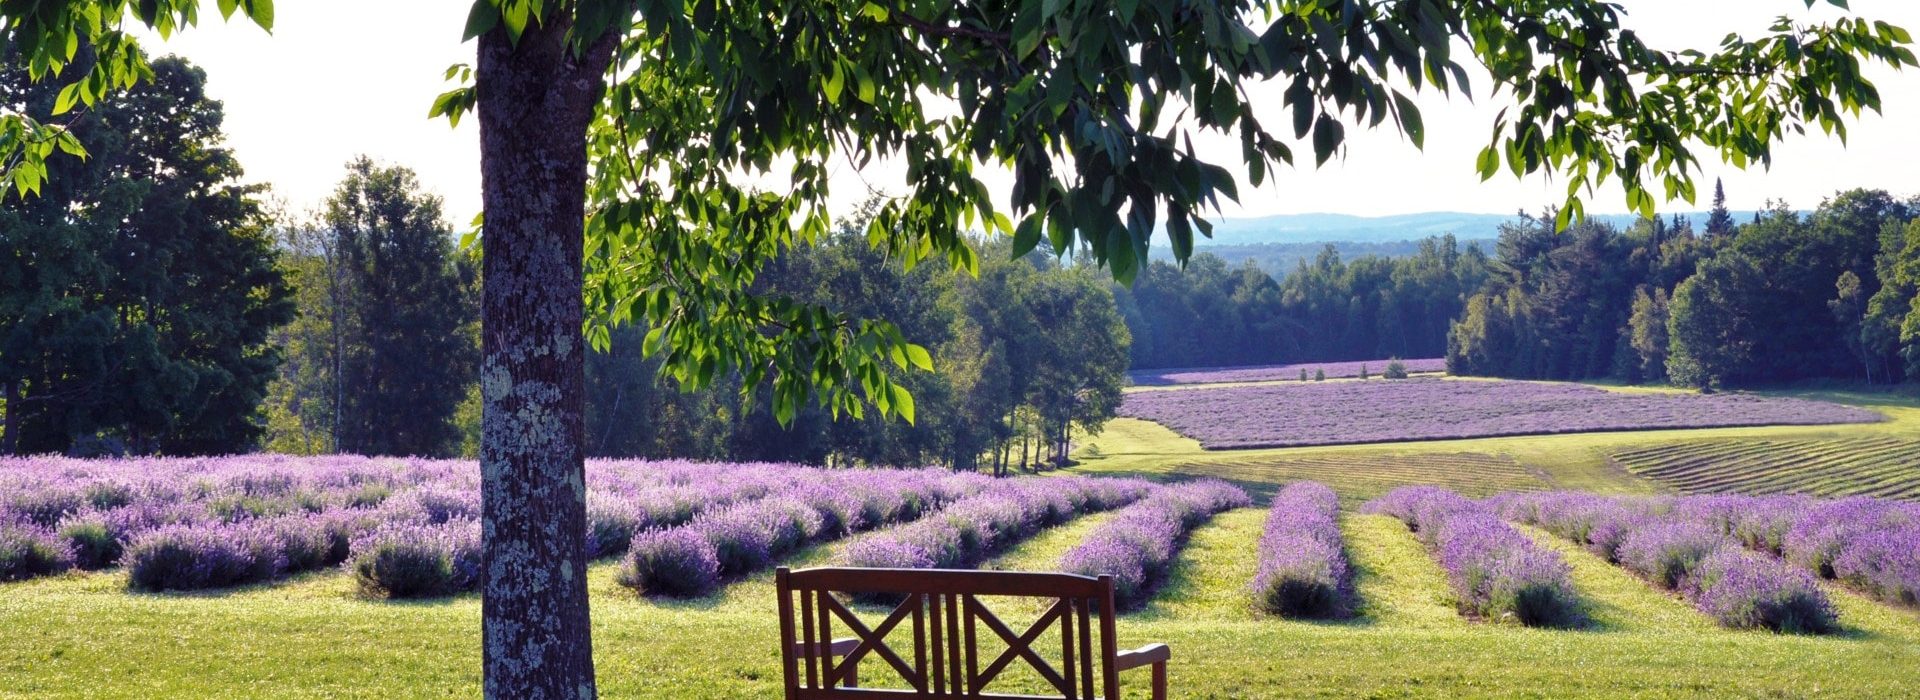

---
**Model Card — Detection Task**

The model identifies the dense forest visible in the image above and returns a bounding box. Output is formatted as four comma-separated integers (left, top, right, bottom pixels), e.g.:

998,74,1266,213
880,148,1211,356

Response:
1447,184,1920,389
1118,235,1491,369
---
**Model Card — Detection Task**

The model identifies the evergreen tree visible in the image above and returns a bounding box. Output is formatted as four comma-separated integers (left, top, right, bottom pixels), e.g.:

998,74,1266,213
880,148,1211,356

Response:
1626,286,1671,383
280,158,479,458
0,57,292,455
1705,179,1736,238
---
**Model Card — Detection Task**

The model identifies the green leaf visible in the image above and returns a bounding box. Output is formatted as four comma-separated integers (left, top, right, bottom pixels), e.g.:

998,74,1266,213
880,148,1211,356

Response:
822,61,845,104
1392,92,1424,149
464,0,501,40
245,0,274,32
1311,114,1344,166
904,343,933,372
891,384,915,424
1011,214,1042,257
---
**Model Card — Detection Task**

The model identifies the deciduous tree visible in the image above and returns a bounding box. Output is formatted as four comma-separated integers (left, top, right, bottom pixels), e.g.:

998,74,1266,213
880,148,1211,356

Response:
4,1,1913,696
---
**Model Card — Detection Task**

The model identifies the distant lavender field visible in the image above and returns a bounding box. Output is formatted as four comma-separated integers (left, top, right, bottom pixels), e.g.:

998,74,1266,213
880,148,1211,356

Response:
1129,358,1446,386
1120,378,1885,449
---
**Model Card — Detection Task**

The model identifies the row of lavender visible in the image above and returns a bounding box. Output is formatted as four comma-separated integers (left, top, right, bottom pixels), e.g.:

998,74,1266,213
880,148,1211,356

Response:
1058,480,1250,609
622,475,1154,597
1253,482,1354,618
1365,487,1586,627
1496,492,1920,632
0,456,988,596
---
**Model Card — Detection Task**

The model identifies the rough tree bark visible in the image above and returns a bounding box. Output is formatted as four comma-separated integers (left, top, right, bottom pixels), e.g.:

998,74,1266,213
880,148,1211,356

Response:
475,18,616,700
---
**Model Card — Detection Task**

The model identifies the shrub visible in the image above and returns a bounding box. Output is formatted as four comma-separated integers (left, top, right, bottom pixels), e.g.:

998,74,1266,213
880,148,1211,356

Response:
618,528,722,598
7,487,84,528
1299,368,1309,381
1830,524,1920,606
1,522,74,581
1619,522,1724,590
1060,480,1248,610
586,495,643,559
693,506,776,576
1692,547,1837,633
83,481,136,510
1435,512,1584,627
1366,487,1584,628
1383,358,1409,379
1358,363,1370,380
349,520,482,599
125,523,286,592
1314,369,1326,381
57,513,122,570
1253,482,1352,619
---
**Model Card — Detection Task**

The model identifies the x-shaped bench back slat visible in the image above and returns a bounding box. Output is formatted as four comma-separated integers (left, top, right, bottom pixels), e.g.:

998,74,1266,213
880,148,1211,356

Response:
777,567,1123,700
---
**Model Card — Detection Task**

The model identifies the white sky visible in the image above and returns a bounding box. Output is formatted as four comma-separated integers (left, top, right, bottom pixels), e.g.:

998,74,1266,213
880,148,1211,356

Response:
140,0,1920,228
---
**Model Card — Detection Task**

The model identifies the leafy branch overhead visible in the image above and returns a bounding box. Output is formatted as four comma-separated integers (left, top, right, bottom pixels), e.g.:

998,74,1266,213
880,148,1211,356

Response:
543,0,1909,425
0,0,275,196
5,0,1914,427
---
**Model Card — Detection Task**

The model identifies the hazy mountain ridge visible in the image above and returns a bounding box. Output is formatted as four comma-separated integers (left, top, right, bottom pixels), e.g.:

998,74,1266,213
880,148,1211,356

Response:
1163,210,1777,246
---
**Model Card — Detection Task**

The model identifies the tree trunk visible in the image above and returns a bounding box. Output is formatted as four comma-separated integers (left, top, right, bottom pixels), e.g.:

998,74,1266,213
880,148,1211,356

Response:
476,19,615,700
3,380,17,456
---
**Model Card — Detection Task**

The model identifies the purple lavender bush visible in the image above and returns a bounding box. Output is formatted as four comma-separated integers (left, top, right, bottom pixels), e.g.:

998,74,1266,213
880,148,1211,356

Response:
1252,482,1352,619
348,519,483,599
1,521,73,581
1060,479,1250,609
55,511,122,570
125,523,287,592
1690,547,1837,633
841,476,1153,574
618,527,723,598
1617,521,1724,590
1830,524,1920,607
1366,487,1583,627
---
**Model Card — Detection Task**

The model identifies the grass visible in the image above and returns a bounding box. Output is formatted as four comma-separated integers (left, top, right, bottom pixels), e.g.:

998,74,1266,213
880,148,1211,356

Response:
1612,437,1920,500
4,387,1920,697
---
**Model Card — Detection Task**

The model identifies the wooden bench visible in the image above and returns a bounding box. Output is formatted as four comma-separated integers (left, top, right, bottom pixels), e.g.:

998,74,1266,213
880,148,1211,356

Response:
776,567,1170,699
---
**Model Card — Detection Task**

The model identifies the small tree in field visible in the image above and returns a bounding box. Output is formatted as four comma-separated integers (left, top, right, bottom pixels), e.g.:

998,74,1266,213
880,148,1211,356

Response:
1359,363,1371,380
2,1,1911,696
1315,369,1327,382
1384,359,1410,380
1299,368,1309,382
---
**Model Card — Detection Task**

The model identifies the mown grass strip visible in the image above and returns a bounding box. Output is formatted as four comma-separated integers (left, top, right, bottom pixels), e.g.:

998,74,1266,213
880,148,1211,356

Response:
1342,513,1463,629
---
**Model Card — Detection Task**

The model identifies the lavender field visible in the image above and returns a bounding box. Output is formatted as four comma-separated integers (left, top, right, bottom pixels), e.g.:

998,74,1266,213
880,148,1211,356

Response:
1119,378,1885,449
1128,358,1447,386
0,455,1006,592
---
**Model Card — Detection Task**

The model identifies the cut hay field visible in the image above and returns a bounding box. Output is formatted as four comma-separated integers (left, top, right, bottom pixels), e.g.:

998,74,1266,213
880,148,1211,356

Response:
3,387,1918,698
1613,437,1920,500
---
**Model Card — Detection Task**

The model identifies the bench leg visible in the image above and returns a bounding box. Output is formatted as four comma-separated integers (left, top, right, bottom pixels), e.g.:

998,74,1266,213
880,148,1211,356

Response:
845,660,858,688
1151,661,1166,700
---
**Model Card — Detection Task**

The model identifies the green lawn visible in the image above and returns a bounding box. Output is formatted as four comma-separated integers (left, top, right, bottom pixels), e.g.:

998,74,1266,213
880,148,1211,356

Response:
2,388,1918,697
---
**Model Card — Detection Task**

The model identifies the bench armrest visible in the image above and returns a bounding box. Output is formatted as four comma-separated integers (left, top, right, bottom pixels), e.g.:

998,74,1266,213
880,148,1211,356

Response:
791,637,861,658
1114,642,1170,672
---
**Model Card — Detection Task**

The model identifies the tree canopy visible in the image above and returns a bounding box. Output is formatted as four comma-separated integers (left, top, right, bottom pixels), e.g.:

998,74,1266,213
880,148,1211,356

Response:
1,55,291,455
3,0,1915,697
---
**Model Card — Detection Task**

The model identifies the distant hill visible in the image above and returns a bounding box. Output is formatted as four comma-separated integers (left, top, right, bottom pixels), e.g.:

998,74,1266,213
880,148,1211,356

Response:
1164,210,1772,246
1147,239,1496,279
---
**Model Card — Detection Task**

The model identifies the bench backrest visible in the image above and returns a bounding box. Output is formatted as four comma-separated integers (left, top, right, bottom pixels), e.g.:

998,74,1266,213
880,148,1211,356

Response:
776,567,1123,700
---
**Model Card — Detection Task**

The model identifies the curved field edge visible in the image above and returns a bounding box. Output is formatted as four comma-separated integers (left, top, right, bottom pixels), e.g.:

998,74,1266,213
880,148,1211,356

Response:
1117,381,1892,451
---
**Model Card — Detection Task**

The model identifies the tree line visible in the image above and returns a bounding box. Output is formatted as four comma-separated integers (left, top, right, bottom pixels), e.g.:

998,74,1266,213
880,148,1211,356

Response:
1118,234,1491,369
1447,182,1920,389
0,56,1131,468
